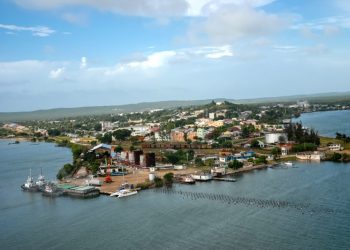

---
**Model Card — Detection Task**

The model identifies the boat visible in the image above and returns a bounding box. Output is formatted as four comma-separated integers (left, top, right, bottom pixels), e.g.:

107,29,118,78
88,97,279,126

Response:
191,172,213,181
283,161,293,166
21,169,39,192
64,186,100,198
36,168,46,190
110,189,138,198
42,182,63,197
181,176,195,184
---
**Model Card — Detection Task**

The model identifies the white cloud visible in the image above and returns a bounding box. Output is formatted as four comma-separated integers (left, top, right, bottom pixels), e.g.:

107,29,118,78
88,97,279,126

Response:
0,23,55,37
273,45,298,53
80,57,87,69
13,0,276,17
62,12,88,25
49,68,64,79
186,0,276,16
292,16,350,38
190,5,287,43
14,0,189,17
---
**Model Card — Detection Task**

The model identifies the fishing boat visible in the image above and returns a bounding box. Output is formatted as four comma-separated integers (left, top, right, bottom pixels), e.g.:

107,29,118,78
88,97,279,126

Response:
283,161,293,166
21,169,39,192
42,182,63,197
110,189,138,198
36,168,46,190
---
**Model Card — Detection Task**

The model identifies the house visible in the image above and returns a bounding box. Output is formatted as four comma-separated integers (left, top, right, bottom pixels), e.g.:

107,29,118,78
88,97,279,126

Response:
196,128,208,139
89,144,112,154
170,128,186,142
186,129,197,141
328,144,343,151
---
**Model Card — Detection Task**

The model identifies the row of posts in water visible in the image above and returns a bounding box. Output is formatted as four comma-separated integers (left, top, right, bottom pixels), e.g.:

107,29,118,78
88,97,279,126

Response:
153,189,335,215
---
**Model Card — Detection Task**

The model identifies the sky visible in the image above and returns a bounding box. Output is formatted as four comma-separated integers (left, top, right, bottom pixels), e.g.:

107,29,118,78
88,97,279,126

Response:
1,0,350,112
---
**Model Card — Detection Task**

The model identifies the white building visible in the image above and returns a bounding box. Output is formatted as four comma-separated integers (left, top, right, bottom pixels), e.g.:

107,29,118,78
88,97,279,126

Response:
328,144,343,151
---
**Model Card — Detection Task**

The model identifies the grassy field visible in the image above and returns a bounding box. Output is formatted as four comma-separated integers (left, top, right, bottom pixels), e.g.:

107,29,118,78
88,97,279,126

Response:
320,136,350,150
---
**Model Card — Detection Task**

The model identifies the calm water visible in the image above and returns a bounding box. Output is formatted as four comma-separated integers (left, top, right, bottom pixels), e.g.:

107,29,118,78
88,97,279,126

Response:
0,140,349,250
295,110,350,137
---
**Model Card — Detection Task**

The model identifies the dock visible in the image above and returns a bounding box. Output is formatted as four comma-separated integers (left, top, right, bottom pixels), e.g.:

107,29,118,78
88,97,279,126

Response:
213,177,237,182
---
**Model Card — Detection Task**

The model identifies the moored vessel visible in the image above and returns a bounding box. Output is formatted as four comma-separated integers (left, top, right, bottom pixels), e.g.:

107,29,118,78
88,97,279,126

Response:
110,189,138,198
21,169,39,192
42,182,63,197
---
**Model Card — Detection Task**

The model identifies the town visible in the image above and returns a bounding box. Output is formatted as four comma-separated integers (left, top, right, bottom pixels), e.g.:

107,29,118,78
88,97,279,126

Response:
3,100,350,197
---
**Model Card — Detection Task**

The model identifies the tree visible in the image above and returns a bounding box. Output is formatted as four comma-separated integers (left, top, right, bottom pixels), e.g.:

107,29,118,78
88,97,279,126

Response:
271,147,281,156
163,173,174,187
251,139,260,148
222,141,233,148
48,129,61,136
330,152,342,162
94,123,102,131
228,159,243,170
114,145,123,153
154,177,163,188
194,157,205,166
113,129,132,141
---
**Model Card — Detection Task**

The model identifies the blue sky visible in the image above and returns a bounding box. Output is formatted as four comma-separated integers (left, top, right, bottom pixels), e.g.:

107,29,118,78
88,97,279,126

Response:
1,0,350,111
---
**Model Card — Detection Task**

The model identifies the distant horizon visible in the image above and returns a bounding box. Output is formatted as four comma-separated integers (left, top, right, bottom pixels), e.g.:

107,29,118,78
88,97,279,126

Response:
1,90,350,113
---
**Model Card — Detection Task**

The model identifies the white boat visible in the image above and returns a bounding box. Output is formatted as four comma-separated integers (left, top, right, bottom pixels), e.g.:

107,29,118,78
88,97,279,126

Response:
283,161,293,166
42,182,63,197
191,172,213,181
21,169,39,192
36,168,46,189
110,189,138,198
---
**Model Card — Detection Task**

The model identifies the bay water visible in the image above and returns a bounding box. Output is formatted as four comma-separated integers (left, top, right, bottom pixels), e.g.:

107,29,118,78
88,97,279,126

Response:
294,110,350,137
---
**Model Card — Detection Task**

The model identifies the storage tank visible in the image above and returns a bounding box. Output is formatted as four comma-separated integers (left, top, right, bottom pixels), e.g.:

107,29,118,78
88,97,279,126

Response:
149,173,155,181
145,153,156,168
140,155,145,167
128,151,134,163
265,132,287,144
133,150,143,165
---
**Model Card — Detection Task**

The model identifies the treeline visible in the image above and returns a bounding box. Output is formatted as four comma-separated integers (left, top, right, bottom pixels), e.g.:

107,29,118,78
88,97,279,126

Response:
335,132,350,143
325,152,350,163
286,123,320,145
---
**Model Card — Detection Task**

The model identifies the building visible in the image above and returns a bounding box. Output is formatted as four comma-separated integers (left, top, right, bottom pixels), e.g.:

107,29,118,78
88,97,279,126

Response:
100,121,114,131
196,128,208,139
170,128,186,142
328,144,343,151
186,129,197,141
209,112,215,119
89,144,112,154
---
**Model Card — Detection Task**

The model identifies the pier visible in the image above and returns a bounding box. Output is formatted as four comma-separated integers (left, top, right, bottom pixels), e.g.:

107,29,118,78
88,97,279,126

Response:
213,177,237,182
